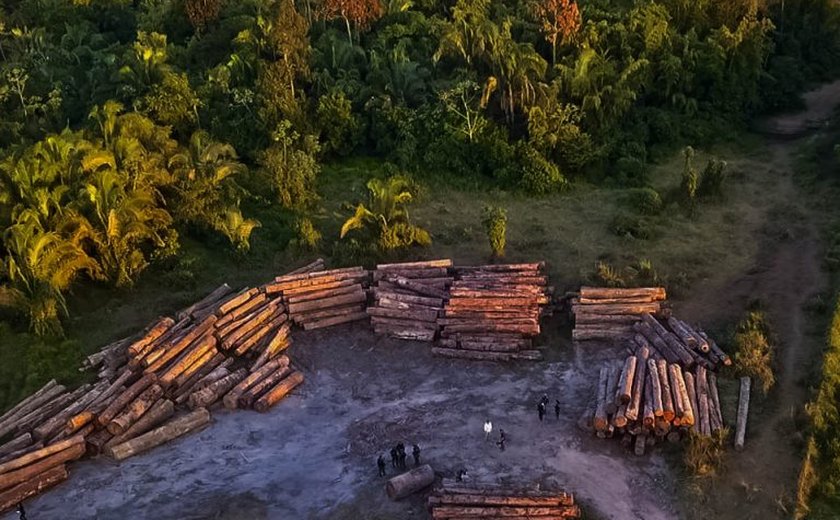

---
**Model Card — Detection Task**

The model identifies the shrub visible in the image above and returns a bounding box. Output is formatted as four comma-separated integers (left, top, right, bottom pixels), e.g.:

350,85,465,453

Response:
517,144,567,195
260,122,321,210
684,430,729,477
482,206,507,258
627,187,663,215
594,261,625,287
698,158,728,198
293,217,322,251
610,213,654,240
316,89,363,157
732,310,775,394
614,156,648,187
680,146,699,215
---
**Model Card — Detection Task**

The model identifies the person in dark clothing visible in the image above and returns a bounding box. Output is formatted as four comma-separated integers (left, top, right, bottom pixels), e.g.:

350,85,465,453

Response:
412,444,421,466
390,447,398,468
497,429,506,451
456,468,467,482
377,454,386,476
538,401,546,421
397,443,407,469
541,394,549,407
555,399,561,420
17,503,26,520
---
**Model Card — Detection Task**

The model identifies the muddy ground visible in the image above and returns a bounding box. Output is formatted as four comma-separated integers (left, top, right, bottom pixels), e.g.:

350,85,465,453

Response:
2,324,677,520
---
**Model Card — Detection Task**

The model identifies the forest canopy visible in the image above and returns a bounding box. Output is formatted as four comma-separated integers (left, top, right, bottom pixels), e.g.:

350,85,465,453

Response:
1,0,839,335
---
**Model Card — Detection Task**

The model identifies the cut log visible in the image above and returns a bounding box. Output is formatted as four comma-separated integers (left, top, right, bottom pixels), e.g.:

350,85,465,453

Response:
176,283,233,320
593,367,609,431
642,374,654,427
604,365,620,416
370,316,439,330
171,347,220,387
367,306,439,323
647,359,663,417
158,335,217,387
700,331,732,366
225,311,285,351
573,314,641,325
173,355,231,404
735,376,750,450
10,387,86,437
378,259,452,270
671,365,694,426
104,399,175,453
0,434,31,458
253,371,305,412
127,317,176,358
429,492,574,507
579,286,666,300
144,315,217,375
376,328,436,342
301,311,369,330
0,383,67,440
215,293,268,329
84,429,112,457
615,356,637,406
108,384,164,436
708,373,724,430
696,366,711,437
0,464,67,514
384,275,447,299
189,369,248,409
656,359,675,422
292,304,366,324
97,373,155,427
375,293,443,308
430,348,511,362
572,303,662,315
250,328,291,371
265,270,367,293
223,357,289,409
287,291,366,315
238,366,293,409
430,505,580,518
386,464,434,499
0,441,84,492
273,266,365,284
284,258,326,276
216,288,259,316
634,322,679,365
285,282,361,304
625,348,648,422
32,382,106,441
108,408,211,461
684,371,699,432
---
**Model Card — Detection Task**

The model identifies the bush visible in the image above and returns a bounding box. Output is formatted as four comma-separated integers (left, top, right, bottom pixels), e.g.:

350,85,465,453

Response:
610,213,654,240
260,122,321,210
698,158,728,198
316,89,363,157
517,144,567,195
732,310,776,394
292,217,322,251
482,206,507,259
626,188,663,215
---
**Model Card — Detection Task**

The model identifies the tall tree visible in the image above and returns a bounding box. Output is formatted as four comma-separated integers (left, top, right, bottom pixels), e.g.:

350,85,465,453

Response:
319,0,383,45
185,0,223,36
532,0,581,65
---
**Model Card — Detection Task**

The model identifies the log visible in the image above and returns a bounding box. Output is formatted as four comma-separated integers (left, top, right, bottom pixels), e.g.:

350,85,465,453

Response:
254,371,305,412
699,331,732,366
0,441,84,492
642,374,654,427
293,304,366,324
613,404,628,428
223,307,284,350
384,275,447,299
667,317,697,348
215,293,268,329
572,328,635,341
430,348,511,362
677,320,710,353
104,399,175,453
634,322,679,365
367,306,439,323
266,270,367,293
429,492,574,507
217,288,259,316
430,505,580,518
97,373,155,427
189,369,248,409
172,346,220,387
696,366,711,437
251,328,291,371
173,355,231,403
32,382,106,441
708,373,724,430
127,317,176,357
109,408,211,462
378,259,452,270
10,388,85,437
573,314,641,325
370,316,439,331
273,266,364,284
593,367,609,431
0,383,67,440
0,465,67,514
625,348,648,422
373,267,449,281
144,315,217,375
287,291,366,315
223,357,289,409
215,298,278,339
85,429,112,457
579,286,666,301
0,434,31,458
643,314,694,367
238,366,293,409
656,359,675,422
385,464,434,499
284,258,326,276
285,282,361,304
158,335,217,387
176,283,233,320
0,441,43,466
455,262,544,272
735,376,751,450
684,371,699,432
457,341,521,353
666,364,684,421
301,311,369,330
603,365,620,415
375,293,443,308
572,303,662,315
615,356,637,405
671,365,694,426
442,322,539,336
647,360,663,417
376,328,436,342
108,384,164,436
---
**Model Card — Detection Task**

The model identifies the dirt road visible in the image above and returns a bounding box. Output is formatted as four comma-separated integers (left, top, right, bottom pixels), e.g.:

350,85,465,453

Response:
1,325,677,519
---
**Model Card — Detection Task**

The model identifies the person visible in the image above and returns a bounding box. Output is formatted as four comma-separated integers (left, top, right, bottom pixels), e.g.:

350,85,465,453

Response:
456,468,468,482
538,401,546,422
377,454,386,477
16,503,26,520
397,443,406,469
541,394,549,407
483,419,493,441
390,446,398,468
497,429,506,451
555,399,561,420
412,444,421,466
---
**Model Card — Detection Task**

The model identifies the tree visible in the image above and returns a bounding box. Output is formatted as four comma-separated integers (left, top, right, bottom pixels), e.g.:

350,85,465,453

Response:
680,146,698,215
259,120,320,210
0,213,100,336
532,0,581,65
185,0,222,36
340,175,430,251
481,205,506,258
439,80,487,144
484,21,547,123
319,0,383,45
168,130,260,251
434,0,498,66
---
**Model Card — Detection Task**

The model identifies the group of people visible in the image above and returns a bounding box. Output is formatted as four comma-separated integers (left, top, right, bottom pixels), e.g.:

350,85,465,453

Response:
377,442,421,476
537,394,561,422
483,420,507,451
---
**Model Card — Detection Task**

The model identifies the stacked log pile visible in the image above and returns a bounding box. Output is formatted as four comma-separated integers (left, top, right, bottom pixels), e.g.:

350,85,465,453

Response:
264,266,370,331
428,483,580,519
582,317,729,454
571,287,667,342
433,263,549,362
368,259,452,342
0,261,321,514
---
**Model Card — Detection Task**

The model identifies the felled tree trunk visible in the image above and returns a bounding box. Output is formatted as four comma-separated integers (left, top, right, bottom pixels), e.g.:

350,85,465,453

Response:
0,464,68,514
253,372,305,413
735,376,751,450
108,408,211,462
386,464,434,499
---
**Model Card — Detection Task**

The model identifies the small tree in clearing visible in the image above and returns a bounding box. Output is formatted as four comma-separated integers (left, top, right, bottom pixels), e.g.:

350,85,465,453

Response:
482,206,507,259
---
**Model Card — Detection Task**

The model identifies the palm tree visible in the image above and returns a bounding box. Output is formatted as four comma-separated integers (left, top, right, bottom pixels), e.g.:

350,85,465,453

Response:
168,130,260,251
340,175,430,250
487,21,547,123
0,212,100,336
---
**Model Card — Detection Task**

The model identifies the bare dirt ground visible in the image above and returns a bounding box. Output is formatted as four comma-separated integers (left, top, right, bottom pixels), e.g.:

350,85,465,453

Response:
757,79,840,136
2,325,677,520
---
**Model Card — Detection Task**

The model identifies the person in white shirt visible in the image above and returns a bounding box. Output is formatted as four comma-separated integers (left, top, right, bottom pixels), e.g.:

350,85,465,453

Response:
483,419,493,441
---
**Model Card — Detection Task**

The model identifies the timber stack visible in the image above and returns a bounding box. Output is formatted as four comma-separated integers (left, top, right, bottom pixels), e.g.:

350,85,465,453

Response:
428,482,581,519
433,263,549,362
571,287,667,342
0,259,322,513
581,325,728,455
368,259,452,342
264,266,370,331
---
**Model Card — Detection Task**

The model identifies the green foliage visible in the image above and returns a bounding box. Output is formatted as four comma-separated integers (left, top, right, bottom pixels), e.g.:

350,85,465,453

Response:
481,205,507,258
261,121,321,210
698,157,728,198
340,174,431,252
316,89,363,157
683,429,729,477
732,310,775,394
140,72,200,134
680,146,699,215
627,187,663,215
610,213,653,240
292,217,322,251
516,144,568,195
